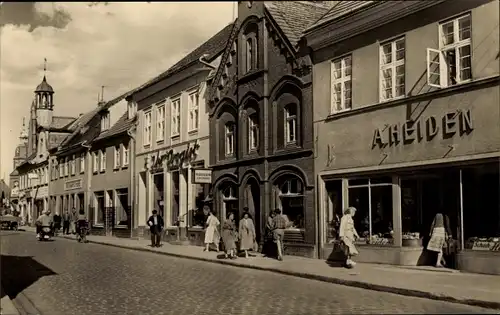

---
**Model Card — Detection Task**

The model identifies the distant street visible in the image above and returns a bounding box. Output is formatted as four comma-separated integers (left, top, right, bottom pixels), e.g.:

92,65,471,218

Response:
0,231,495,315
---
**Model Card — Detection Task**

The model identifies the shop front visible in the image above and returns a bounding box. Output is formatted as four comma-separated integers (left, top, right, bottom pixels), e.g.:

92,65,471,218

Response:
137,138,212,246
32,185,48,218
316,84,500,275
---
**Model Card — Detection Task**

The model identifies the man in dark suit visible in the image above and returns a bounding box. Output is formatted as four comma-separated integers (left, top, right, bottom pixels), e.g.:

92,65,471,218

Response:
147,210,164,247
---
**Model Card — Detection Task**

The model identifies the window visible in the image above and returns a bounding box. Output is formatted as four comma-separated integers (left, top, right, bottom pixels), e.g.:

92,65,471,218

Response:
115,188,129,226
101,113,110,131
122,143,129,167
114,146,120,169
331,55,352,113
93,152,98,173
156,103,165,142
127,101,137,120
71,155,76,175
171,98,181,137
248,113,259,152
427,14,472,88
143,111,152,146
284,105,297,144
348,177,393,246
380,38,405,101
64,158,69,176
80,153,85,173
100,149,106,172
225,122,235,156
273,176,305,230
188,92,199,132
246,37,254,72
94,191,105,225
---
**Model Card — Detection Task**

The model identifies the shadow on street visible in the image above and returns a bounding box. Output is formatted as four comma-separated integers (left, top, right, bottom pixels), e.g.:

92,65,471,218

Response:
1,254,57,299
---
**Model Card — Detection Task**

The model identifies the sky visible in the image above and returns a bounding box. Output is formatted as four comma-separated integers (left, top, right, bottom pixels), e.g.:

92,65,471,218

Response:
0,2,234,183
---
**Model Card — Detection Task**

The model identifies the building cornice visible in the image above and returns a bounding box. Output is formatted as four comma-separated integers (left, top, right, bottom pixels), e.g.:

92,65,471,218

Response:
304,0,447,52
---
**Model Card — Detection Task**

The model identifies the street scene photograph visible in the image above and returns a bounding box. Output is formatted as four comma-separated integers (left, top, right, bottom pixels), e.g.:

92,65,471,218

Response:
0,1,499,314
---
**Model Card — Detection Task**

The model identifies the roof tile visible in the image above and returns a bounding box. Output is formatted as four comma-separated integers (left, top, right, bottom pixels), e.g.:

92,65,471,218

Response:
305,1,375,32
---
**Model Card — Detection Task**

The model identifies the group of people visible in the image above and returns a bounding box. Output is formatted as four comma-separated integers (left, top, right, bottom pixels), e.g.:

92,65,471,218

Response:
35,207,88,239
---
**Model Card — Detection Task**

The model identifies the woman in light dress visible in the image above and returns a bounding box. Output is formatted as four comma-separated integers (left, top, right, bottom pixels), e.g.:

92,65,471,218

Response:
427,212,452,268
221,212,238,259
339,207,360,268
204,208,220,252
239,211,257,258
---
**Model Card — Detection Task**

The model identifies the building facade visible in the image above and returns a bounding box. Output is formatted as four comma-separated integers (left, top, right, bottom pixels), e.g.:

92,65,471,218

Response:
9,119,29,215
206,2,331,258
15,73,79,223
304,0,500,274
129,23,233,244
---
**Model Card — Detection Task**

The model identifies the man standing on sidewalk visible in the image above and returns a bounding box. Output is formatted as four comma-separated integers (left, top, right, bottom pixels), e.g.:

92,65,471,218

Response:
147,210,164,247
70,207,78,234
62,210,70,235
271,208,289,261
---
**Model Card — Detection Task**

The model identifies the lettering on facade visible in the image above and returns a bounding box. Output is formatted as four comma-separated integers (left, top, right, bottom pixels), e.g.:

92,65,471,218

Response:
65,179,83,191
193,169,212,184
372,109,473,149
145,140,200,172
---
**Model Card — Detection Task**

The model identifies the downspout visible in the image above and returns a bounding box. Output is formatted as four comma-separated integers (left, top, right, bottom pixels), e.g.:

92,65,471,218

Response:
81,141,91,222
127,122,137,239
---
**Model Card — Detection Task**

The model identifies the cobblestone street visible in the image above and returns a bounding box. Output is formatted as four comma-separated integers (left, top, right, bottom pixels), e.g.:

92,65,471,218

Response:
1,231,497,315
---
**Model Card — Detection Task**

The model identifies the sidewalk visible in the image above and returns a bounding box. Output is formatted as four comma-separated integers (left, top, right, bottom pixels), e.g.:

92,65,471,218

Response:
22,227,500,310
1,285,19,315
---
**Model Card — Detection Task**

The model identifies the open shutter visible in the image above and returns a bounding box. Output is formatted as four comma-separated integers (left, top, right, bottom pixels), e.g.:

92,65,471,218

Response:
427,48,446,88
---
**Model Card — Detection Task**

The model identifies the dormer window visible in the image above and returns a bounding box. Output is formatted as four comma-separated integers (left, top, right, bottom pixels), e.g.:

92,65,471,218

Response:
128,101,137,120
101,112,110,131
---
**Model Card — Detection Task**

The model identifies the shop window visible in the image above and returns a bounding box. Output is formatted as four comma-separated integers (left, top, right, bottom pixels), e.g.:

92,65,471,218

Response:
463,163,500,251
115,188,128,226
94,192,105,225
273,175,305,230
348,177,393,245
325,180,343,243
191,183,212,228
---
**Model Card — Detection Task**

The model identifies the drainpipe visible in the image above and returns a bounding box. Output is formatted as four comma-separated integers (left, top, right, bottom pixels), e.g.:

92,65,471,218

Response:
127,122,137,239
199,54,216,70
81,141,91,221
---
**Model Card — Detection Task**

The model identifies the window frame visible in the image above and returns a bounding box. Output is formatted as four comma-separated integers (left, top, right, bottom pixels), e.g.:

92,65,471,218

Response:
225,122,235,157
70,155,76,175
114,146,121,169
330,55,352,113
143,110,152,146
284,105,297,145
171,98,181,137
156,103,165,142
122,143,129,167
100,149,106,172
379,37,406,102
188,91,199,132
427,13,472,88
92,152,99,173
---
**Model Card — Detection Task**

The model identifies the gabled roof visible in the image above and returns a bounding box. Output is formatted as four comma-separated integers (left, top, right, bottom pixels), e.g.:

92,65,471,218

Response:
49,116,77,131
265,1,334,49
130,22,235,97
94,112,134,142
304,1,376,33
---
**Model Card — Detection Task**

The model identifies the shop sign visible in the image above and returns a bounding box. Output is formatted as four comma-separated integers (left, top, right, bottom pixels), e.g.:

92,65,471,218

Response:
145,140,200,171
65,179,83,191
372,109,473,148
471,240,500,251
193,169,212,184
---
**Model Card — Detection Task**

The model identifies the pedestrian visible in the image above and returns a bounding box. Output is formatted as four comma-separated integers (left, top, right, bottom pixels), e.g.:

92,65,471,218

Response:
339,206,360,268
221,212,238,259
239,210,257,258
53,212,62,235
70,207,78,234
427,212,452,268
76,209,87,235
271,208,288,261
147,210,164,247
204,207,220,252
62,210,70,234
262,211,276,257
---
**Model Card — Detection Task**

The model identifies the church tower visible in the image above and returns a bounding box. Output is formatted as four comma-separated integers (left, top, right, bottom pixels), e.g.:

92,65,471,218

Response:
34,59,54,129
19,117,28,144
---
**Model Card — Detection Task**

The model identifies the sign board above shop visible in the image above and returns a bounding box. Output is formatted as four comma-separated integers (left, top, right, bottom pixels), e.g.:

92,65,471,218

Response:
371,109,474,149
193,169,212,184
65,179,83,191
145,140,200,172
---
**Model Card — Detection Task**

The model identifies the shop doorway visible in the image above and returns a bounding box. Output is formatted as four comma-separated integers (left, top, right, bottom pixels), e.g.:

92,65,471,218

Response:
77,193,85,213
153,172,165,219
243,178,261,243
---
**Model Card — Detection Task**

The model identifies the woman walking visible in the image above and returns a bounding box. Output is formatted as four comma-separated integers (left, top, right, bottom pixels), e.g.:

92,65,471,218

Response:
221,212,238,259
339,207,360,268
239,211,257,258
427,212,452,268
204,208,220,252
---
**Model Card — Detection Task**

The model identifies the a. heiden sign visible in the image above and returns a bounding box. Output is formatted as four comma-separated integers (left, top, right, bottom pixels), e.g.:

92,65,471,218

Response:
372,109,473,148
145,140,200,171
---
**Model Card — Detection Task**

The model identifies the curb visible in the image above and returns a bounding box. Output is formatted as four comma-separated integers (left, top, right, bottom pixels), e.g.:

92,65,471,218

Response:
1,285,20,315
25,231,500,310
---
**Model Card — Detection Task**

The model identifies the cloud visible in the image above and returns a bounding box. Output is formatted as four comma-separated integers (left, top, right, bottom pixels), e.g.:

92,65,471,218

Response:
0,1,233,181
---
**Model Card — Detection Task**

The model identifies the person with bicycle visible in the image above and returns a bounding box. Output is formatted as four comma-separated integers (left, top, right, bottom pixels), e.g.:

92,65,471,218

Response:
76,209,88,242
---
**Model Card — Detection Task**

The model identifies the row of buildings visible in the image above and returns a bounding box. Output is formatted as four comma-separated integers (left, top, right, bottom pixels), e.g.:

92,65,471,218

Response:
9,0,500,275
